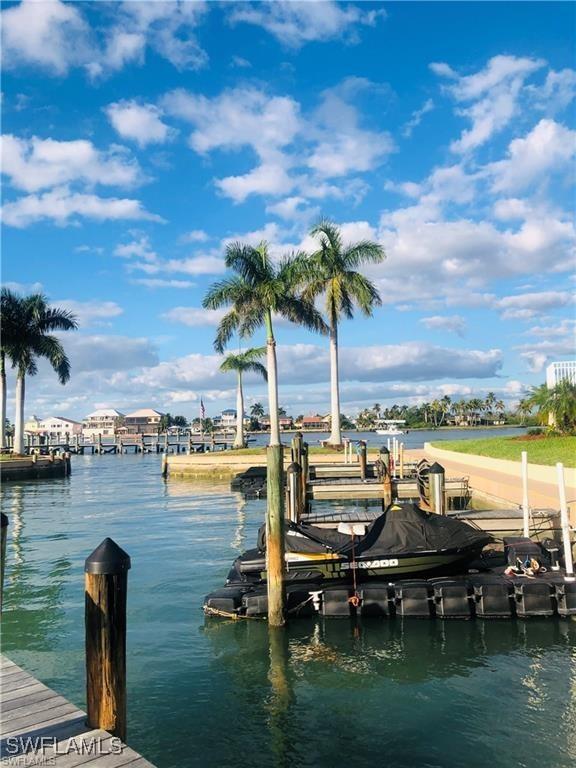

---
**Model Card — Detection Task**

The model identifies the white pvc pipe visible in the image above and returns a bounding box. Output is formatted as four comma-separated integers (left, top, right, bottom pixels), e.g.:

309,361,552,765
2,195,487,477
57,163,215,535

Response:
556,462,575,581
521,451,530,538
387,437,390,451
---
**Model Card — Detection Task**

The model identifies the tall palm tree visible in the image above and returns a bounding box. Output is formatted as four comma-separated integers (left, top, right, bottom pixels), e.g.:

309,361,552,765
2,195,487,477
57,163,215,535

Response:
4,293,78,454
302,221,385,445
203,242,327,446
516,398,532,426
250,402,264,418
0,289,21,448
220,347,267,448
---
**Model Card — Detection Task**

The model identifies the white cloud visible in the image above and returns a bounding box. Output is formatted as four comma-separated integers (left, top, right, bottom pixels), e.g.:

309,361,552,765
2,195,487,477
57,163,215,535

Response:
487,119,576,193
106,101,173,147
2,281,44,294
114,235,158,262
54,300,123,327
1,186,162,228
1,134,143,192
420,315,467,337
402,98,434,138
432,55,545,153
131,278,195,289
180,229,209,243
228,1,385,48
1,0,209,79
163,256,226,275
59,333,159,373
266,196,320,223
1,0,90,75
162,307,226,326
527,68,576,112
494,290,573,319
217,160,297,203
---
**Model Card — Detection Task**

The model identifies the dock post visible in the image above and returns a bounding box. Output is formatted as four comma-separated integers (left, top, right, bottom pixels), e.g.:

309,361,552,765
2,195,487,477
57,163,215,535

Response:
556,463,575,581
399,443,404,479
161,453,168,478
291,432,303,466
85,538,131,741
380,446,392,507
64,451,71,476
1,512,8,612
97,433,102,455
359,440,367,481
428,462,446,515
300,443,309,515
266,445,286,627
286,462,302,523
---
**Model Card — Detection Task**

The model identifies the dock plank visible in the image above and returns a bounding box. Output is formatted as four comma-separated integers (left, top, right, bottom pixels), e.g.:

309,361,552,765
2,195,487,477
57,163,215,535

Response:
0,656,155,767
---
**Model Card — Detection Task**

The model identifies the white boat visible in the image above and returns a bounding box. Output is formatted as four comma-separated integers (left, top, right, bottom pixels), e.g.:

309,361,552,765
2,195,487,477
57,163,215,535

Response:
375,420,406,435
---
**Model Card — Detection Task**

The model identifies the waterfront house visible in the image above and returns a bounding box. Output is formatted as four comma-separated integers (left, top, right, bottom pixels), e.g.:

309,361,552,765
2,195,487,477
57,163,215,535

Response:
301,415,329,430
260,414,294,430
82,408,125,437
123,408,164,434
26,416,83,438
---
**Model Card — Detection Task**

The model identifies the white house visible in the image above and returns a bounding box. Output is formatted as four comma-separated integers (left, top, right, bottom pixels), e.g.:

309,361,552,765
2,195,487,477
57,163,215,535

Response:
123,408,164,434
82,409,125,437
546,361,576,388
27,416,83,438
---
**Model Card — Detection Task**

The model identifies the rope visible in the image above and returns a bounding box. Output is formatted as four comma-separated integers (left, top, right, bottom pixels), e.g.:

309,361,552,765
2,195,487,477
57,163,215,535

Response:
348,534,361,608
203,606,264,621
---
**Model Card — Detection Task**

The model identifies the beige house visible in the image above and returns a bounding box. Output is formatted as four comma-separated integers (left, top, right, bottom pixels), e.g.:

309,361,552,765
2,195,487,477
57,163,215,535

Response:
26,416,83,438
123,408,164,434
82,409,125,438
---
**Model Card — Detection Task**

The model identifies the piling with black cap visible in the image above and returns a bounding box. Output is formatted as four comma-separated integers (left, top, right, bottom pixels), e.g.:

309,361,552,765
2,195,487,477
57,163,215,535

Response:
291,432,303,467
428,462,446,515
1,513,8,612
300,442,309,515
85,538,131,741
286,462,302,523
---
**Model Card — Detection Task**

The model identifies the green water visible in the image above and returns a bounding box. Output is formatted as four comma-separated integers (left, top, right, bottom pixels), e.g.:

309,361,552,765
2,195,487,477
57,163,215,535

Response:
2,454,576,768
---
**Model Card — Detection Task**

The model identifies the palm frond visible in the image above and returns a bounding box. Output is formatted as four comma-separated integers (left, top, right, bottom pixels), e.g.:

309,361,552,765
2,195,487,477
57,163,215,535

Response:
342,241,386,269
310,220,343,259
343,271,382,315
214,310,241,353
225,242,270,285
202,276,251,310
277,295,329,335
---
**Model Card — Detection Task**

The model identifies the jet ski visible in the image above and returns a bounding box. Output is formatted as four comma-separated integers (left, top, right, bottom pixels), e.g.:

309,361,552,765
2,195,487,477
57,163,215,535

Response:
224,502,492,586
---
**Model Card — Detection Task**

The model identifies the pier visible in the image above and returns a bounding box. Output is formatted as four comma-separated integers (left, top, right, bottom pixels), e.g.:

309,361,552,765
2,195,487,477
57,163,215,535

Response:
0,655,155,767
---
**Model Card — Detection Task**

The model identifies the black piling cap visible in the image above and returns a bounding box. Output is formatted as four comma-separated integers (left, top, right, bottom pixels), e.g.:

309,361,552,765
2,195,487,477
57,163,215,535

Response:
379,446,390,455
85,538,131,575
1,512,8,528
294,431,303,440
428,462,445,474
286,462,300,473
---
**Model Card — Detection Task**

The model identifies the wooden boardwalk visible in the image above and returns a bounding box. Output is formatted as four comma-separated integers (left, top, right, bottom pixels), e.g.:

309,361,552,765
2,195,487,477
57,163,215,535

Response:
0,655,155,767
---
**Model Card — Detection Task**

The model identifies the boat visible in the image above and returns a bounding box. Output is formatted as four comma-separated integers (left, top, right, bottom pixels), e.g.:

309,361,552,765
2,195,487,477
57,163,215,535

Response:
209,502,493,590
375,420,406,435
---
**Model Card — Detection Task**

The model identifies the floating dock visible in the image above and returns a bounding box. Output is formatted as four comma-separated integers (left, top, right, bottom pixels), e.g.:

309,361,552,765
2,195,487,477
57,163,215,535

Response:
0,655,155,766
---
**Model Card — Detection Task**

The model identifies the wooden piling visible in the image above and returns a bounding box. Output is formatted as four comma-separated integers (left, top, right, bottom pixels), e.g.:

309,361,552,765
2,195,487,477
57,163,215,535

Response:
1,512,8,612
380,446,392,508
286,462,303,523
428,462,446,515
359,440,367,481
84,538,131,741
399,443,404,479
266,444,286,627
161,453,168,478
291,432,303,466
300,443,309,514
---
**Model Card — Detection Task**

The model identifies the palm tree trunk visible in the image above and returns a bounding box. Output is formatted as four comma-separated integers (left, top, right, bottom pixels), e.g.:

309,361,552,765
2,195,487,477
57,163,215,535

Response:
265,310,281,447
234,371,245,449
0,351,6,450
14,370,25,455
328,318,342,445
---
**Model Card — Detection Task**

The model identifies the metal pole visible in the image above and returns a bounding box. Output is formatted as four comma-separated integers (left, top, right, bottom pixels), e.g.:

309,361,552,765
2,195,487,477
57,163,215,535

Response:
428,462,446,515
399,443,404,479
85,538,131,740
521,451,530,538
556,463,575,581
286,462,302,523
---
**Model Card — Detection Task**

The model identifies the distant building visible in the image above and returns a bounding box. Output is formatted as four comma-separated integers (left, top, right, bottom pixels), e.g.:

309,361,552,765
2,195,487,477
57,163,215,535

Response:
546,361,576,388
301,415,329,430
123,408,164,434
26,416,83,438
82,408,125,437
260,415,293,430
221,409,238,428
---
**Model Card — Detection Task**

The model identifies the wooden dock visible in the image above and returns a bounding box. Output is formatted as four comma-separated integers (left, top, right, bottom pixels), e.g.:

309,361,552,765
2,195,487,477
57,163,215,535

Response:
0,655,155,767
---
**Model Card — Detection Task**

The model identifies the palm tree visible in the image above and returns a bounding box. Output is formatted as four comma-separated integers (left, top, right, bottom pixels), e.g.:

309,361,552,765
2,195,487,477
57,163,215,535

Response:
0,289,21,448
527,381,576,434
250,402,264,419
203,241,327,446
301,221,385,445
3,293,78,454
220,348,267,448
516,398,532,426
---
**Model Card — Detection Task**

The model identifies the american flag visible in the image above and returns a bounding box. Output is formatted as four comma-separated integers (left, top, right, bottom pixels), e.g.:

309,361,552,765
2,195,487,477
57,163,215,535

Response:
200,398,205,420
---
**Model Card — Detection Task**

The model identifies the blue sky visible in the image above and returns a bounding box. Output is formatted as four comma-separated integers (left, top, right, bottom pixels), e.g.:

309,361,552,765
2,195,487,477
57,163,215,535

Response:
2,0,575,421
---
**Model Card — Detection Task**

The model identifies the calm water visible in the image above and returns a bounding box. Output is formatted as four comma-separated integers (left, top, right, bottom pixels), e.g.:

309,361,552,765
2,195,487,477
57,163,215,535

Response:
2,448,576,768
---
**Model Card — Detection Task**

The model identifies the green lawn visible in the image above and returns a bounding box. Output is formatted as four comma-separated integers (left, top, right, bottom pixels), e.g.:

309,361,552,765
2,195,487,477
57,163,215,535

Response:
432,435,576,467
